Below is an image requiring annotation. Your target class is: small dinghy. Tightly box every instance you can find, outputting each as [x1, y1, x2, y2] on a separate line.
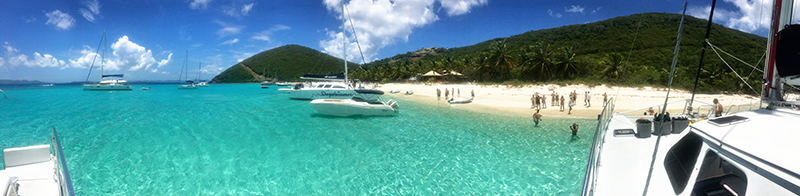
[389, 89, 401, 93]
[448, 97, 472, 104]
[404, 90, 414, 95]
[142, 87, 151, 90]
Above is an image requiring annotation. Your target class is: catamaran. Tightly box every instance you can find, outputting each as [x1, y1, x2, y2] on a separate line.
[309, 1, 399, 116]
[581, 1, 800, 196]
[83, 27, 132, 91]
[196, 62, 209, 87]
[177, 51, 197, 89]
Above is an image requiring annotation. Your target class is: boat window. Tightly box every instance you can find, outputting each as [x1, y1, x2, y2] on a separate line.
[323, 84, 332, 88]
[664, 132, 703, 194]
[332, 85, 345, 89]
[691, 150, 747, 196]
[316, 84, 324, 88]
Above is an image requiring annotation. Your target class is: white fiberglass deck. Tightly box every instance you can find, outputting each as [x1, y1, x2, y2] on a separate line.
[592, 114, 687, 195]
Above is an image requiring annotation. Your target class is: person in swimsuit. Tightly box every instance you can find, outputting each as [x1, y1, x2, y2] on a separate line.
[714, 98, 723, 117]
[570, 123, 579, 136]
[532, 110, 542, 126]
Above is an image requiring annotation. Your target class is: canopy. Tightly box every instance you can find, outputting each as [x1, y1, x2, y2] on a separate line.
[447, 70, 463, 76]
[300, 73, 345, 81]
[101, 74, 124, 78]
[421, 71, 442, 77]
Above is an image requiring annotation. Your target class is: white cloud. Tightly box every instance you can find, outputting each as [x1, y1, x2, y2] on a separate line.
[220, 38, 239, 46]
[45, 10, 75, 30]
[592, 7, 602, 14]
[67, 46, 101, 69]
[190, 0, 212, 10]
[439, 0, 488, 16]
[242, 3, 255, 15]
[79, 0, 101, 22]
[322, 0, 483, 63]
[0, 57, 4, 67]
[157, 53, 173, 68]
[548, 9, 562, 18]
[252, 25, 291, 42]
[214, 20, 244, 37]
[68, 36, 170, 72]
[3, 42, 65, 68]
[687, 0, 800, 34]
[565, 5, 584, 14]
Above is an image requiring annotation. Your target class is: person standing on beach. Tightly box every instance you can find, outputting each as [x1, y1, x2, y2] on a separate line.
[457, 88, 460, 97]
[541, 96, 547, 109]
[452, 88, 455, 97]
[560, 95, 565, 111]
[530, 94, 536, 109]
[437, 88, 441, 100]
[586, 91, 591, 107]
[603, 92, 608, 107]
[568, 96, 574, 115]
[532, 110, 542, 126]
[445, 88, 449, 99]
[714, 98, 723, 117]
[471, 89, 474, 97]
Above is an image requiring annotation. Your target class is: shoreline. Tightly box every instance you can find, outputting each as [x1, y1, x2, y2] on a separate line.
[377, 83, 761, 119]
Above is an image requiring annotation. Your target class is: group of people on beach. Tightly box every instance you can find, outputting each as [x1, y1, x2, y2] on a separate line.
[530, 90, 609, 115]
[436, 88, 474, 100]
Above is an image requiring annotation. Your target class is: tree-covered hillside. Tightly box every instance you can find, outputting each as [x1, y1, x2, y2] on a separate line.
[355, 13, 767, 94]
[211, 44, 357, 83]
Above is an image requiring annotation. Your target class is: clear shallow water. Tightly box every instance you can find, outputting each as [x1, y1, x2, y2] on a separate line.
[0, 84, 595, 195]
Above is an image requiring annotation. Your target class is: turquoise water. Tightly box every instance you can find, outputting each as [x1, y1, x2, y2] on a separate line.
[0, 84, 596, 195]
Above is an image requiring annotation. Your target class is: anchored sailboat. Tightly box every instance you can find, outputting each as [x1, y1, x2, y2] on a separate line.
[177, 51, 197, 89]
[83, 27, 132, 91]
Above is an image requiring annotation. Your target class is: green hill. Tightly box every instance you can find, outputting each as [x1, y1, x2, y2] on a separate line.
[213, 13, 768, 94]
[211, 44, 357, 83]
[356, 13, 767, 94]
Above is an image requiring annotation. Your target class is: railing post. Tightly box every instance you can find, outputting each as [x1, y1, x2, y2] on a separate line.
[52, 127, 75, 196]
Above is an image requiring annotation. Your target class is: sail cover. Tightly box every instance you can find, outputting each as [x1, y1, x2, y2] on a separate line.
[300, 73, 345, 81]
[776, 24, 800, 80]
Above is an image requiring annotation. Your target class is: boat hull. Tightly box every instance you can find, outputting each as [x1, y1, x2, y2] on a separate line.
[178, 85, 198, 89]
[311, 99, 397, 116]
[83, 84, 132, 91]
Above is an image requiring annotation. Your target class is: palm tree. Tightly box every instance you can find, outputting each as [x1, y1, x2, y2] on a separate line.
[601, 53, 626, 81]
[485, 39, 515, 81]
[555, 46, 579, 79]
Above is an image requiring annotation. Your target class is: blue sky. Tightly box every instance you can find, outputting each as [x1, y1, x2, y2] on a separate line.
[1, 0, 797, 83]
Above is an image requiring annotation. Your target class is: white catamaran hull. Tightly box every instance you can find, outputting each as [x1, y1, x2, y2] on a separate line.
[311, 99, 398, 116]
[83, 84, 132, 91]
[178, 84, 198, 89]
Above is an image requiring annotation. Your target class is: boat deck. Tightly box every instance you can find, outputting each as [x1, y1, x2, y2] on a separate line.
[2, 159, 59, 196]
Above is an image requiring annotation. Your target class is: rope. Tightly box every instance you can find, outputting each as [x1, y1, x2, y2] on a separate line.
[708, 40, 760, 95]
[706, 41, 763, 73]
[0, 137, 53, 149]
[345, 4, 367, 66]
[623, 0, 651, 67]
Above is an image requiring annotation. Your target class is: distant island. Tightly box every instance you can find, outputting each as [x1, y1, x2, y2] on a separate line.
[0, 79, 47, 85]
[213, 13, 767, 94]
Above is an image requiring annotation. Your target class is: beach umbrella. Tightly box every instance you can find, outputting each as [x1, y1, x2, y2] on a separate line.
[421, 70, 442, 76]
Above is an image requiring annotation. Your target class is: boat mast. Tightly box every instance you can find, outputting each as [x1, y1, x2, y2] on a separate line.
[101, 26, 106, 77]
[688, 0, 717, 110]
[342, 0, 348, 84]
[764, 0, 794, 100]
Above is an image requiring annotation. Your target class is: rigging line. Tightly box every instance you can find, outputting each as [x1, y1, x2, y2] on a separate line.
[705, 40, 764, 73]
[84, 32, 105, 83]
[709, 42, 760, 95]
[344, 4, 367, 67]
[623, 0, 651, 65]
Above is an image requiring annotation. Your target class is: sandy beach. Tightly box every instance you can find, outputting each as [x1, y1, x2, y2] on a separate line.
[378, 83, 761, 119]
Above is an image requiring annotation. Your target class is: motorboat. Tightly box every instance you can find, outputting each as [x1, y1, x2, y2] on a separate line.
[83, 27, 132, 91]
[389, 89, 400, 93]
[581, 2, 800, 196]
[1, 127, 75, 196]
[142, 87, 151, 90]
[261, 82, 270, 89]
[311, 89, 399, 117]
[197, 82, 209, 87]
[448, 97, 472, 104]
[405, 90, 414, 95]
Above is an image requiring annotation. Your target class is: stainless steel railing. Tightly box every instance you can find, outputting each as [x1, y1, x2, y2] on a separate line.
[51, 127, 75, 196]
[580, 97, 615, 196]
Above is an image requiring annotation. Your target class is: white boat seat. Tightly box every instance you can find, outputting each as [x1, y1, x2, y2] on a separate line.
[3, 145, 50, 168]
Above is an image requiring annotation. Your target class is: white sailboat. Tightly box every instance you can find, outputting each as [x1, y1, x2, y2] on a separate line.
[581, 1, 800, 196]
[1, 127, 75, 196]
[177, 51, 197, 89]
[83, 27, 132, 91]
[196, 62, 209, 87]
[310, 1, 399, 116]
